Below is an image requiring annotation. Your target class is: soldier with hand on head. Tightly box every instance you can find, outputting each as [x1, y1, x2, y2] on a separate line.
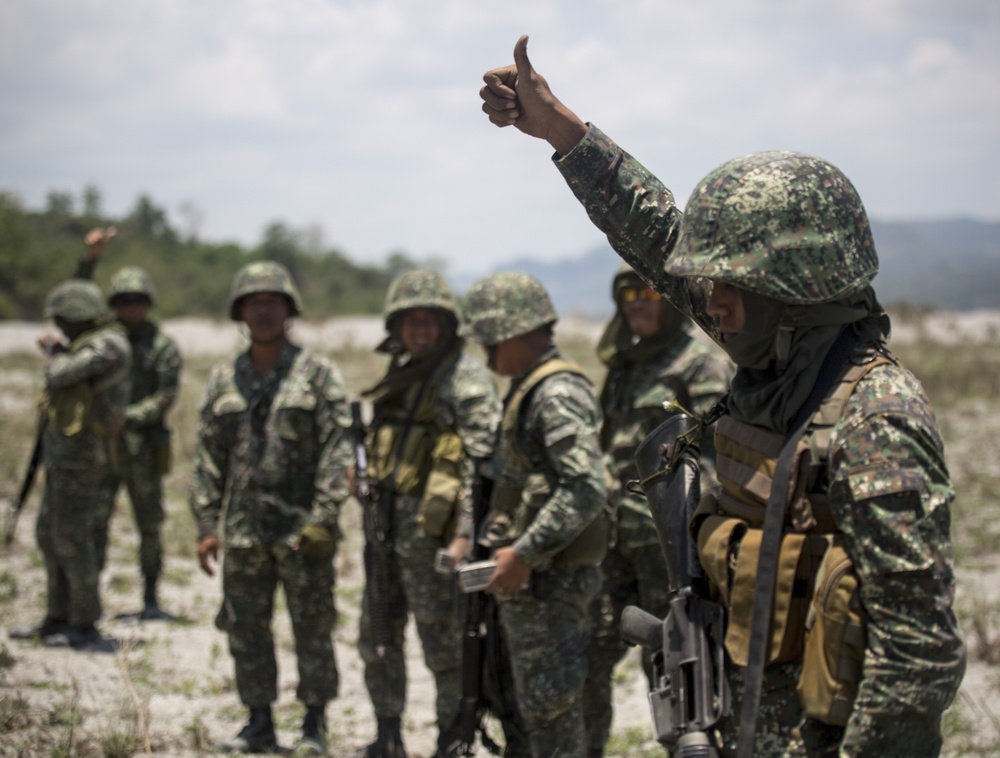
[9, 279, 131, 650]
[583, 263, 732, 757]
[189, 261, 352, 755]
[352, 270, 501, 758]
[479, 36, 965, 756]
[74, 227, 183, 620]
[461, 271, 609, 758]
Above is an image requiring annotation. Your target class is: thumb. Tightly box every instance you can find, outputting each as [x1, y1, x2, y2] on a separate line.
[513, 34, 532, 80]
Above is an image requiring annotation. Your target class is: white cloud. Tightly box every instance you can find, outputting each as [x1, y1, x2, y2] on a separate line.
[1, 0, 998, 274]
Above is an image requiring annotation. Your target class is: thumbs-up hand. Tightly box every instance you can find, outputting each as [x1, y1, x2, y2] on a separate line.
[480, 35, 588, 155]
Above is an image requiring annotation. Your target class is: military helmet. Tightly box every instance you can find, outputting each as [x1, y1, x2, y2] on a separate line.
[383, 270, 459, 328]
[107, 266, 157, 306]
[667, 151, 879, 304]
[44, 280, 107, 322]
[228, 261, 303, 320]
[461, 271, 557, 345]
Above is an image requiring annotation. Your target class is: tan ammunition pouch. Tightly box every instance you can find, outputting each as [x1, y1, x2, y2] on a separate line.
[45, 383, 94, 438]
[43, 324, 130, 439]
[797, 536, 867, 726]
[492, 359, 610, 568]
[370, 353, 465, 538]
[693, 350, 892, 724]
[418, 430, 464, 538]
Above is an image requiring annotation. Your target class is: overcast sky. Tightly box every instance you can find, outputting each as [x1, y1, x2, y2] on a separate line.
[1, 0, 998, 276]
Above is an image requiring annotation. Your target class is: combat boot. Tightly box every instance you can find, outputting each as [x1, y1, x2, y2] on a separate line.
[139, 574, 177, 621]
[293, 704, 327, 755]
[217, 706, 277, 753]
[351, 717, 407, 758]
[42, 624, 102, 649]
[9, 617, 68, 640]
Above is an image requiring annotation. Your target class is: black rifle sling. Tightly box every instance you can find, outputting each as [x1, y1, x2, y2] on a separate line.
[736, 328, 859, 758]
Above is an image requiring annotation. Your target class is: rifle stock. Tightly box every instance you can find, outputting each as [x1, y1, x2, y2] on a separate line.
[351, 401, 392, 656]
[4, 414, 45, 548]
[624, 413, 730, 755]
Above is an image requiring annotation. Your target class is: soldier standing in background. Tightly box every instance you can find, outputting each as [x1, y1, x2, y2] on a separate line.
[583, 263, 732, 756]
[479, 36, 965, 756]
[189, 261, 352, 755]
[75, 227, 183, 619]
[460, 271, 608, 758]
[353, 270, 500, 757]
[9, 279, 131, 649]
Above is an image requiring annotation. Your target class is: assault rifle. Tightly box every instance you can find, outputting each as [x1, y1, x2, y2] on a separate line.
[4, 413, 45, 548]
[351, 401, 393, 657]
[621, 411, 729, 756]
[438, 463, 526, 758]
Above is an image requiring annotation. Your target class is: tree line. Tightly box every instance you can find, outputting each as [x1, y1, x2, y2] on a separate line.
[0, 187, 427, 320]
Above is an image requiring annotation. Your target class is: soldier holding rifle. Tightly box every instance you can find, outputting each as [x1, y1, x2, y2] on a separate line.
[353, 270, 500, 758]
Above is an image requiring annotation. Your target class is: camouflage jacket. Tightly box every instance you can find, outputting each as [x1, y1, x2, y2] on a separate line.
[601, 331, 730, 515]
[42, 322, 131, 469]
[189, 342, 353, 547]
[555, 124, 965, 751]
[491, 348, 608, 569]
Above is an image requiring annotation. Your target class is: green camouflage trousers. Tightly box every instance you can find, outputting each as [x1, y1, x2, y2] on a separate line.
[499, 564, 601, 758]
[358, 494, 463, 730]
[94, 439, 165, 577]
[36, 465, 103, 627]
[216, 543, 339, 708]
[583, 508, 671, 753]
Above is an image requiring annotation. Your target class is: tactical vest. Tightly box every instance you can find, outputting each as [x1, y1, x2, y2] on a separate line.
[692, 346, 894, 726]
[490, 358, 610, 568]
[369, 350, 465, 537]
[43, 323, 130, 438]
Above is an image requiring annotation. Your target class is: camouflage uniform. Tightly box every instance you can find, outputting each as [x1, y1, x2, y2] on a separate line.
[357, 270, 501, 748]
[189, 262, 352, 714]
[76, 262, 182, 598]
[463, 272, 608, 758]
[553, 127, 965, 755]
[583, 265, 732, 755]
[37, 280, 131, 635]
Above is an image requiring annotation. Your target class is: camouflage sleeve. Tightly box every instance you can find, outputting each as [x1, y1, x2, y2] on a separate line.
[188, 365, 231, 540]
[554, 125, 721, 344]
[513, 373, 608, 568]
[44, 334, 128, 390]
[305, 359, 354, 532]
[74, 257, 97, 280]
[449, 354, 501, 539]
[829, 364, 965, 752]
[126, 335, 182, 427]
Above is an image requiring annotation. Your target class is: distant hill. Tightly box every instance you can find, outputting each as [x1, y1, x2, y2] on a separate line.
[454, 219, 1000, 318]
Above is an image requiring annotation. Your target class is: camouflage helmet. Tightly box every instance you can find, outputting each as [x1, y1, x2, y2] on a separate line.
[667, 151, 879, 304]
[228, 261, 303, 320]
[461, 271, 557, 345]
[44, 280, 107, 323]
[383, 270, 459, 328]
[107, 266, 157, 306]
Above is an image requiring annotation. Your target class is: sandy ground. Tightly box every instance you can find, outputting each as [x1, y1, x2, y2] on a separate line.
[1, 311, 998, 756]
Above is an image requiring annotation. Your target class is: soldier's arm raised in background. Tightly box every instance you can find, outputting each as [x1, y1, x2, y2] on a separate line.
[74, 226, 117, 280]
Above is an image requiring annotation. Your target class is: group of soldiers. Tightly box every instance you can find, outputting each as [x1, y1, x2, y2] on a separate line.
[6, 33, 968, 758]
